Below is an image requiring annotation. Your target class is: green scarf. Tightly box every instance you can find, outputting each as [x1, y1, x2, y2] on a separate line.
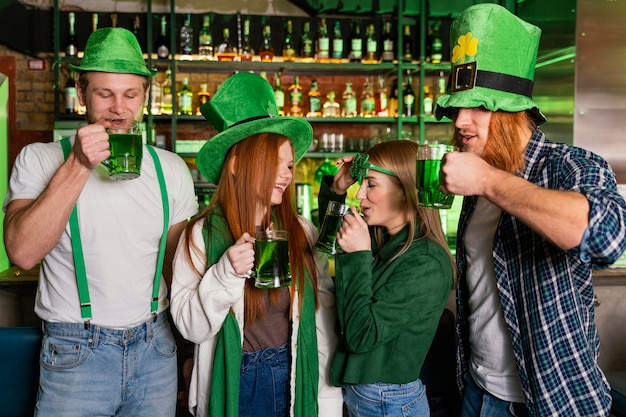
[203, 211, 319, 417]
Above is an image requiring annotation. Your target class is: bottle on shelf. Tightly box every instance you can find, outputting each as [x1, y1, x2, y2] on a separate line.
[300, 21, 315, 62]
[430, 20, 443, 63]
[341, 81, 357, 118]
[156, 16, 170, 59]
[110, 13, 118, 28]
[306, 79, 322, 118]
[273, 73, 285, 116]
[348, 20, 363, 63]
[436, 71, 447, 104]
[282, 19, 296, 62]
[322, 91, 341, 118]
[180, 14, 193, 60]
[423, 85, 434, 116]
[381, 20, 394, 63]
[387, 77, 399, 118]
[132, 15, 144, 52]
[91, 13, 98, 33]
[64, 70, 78, 114]
[160, 68, 173, 115]
[402, 24, 413, 62]
[149, 76, 162, 115]
[178, 77, 193, 115]
[360, 77, 376, 117]
[240, 17, 254, 61]
[402, 71, 416, 117]
[362, 24, 378, 64]
[375, 75, 389, 117]
[64, 12, 79, 57]
[198, 14, 214, 61]
[216, 28, 237, 61]
[259, 24, 275, 62]
[196, 82, 211, 115]
[288, 76, 303, 117]
[316, 18, 330, 64]
[331, 21, 344, 64]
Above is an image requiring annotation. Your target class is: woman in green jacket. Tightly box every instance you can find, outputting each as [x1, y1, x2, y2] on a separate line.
[319, 140, 454, 417]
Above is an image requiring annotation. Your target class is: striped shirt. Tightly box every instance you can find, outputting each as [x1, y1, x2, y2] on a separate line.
[455, 129, 626, 416]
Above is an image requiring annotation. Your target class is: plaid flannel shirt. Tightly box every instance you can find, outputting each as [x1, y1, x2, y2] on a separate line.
[455, 129, 626, 416]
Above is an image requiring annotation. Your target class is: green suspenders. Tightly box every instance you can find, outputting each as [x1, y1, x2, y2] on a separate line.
[60, 137, 170, 329]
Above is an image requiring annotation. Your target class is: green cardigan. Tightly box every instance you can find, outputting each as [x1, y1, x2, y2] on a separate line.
[319, 176, 453, 385]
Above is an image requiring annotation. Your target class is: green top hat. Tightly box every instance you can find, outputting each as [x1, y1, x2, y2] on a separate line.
[196, 72, 313, 184]
[69, 27, 156, 76]
[435, 4, 546, 125]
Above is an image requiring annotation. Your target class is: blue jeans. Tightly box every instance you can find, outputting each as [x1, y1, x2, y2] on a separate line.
[239, 344, 291, 417]
[342, 378, 429, 417]
[35, 312, 177, 417]
[460, 373, 529, 417]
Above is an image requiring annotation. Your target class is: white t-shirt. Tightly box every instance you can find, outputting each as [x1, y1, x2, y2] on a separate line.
[3, 137, 198, 328]
[465, 196, 524, 403]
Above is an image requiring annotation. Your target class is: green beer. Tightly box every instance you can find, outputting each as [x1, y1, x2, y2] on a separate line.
[315, 213, 343, 255]
[254, 232, 291, 289]
[416, 159, 454, 208]
[106, 132, 143, 180]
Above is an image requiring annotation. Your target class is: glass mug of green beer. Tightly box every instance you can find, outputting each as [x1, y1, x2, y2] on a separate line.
[315, 201, 351, 255]
[102, 123, 143, 180]
[253, 230, 292, 289]
[416, 144, 455, 209]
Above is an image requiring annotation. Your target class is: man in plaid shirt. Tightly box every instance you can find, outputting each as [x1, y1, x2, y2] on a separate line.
[435, 4, 626, 417]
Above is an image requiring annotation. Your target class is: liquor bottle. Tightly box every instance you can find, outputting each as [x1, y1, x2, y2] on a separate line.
[331, 21, 344, 64]
[64, 71, 78, 114]
[198, 14, 214, 61]
[149, 77, 162, 115]
[375, 75, 388, 117]
[348, 20, 363, 63]
[133, 16, 144, 52]
[322, 91, 341, 118]
[282, 20, 296, 62]
[381, 20, 394, 63]
[216, 28, 237, 61]
[387, 78, 398, 118]
[91, 13, 98, 33]
[196, 83, 211, 115]
[341, 81, 357, 118]
[273, 73, 285, 116]
[402, 72, 416, 117]
[64, 12, 78, 57]
[402, 24, 413, 62]
[430, 20, 443, 63]
[178, 77, 193, 115]
[316, 18, 330, 63]
[300, 21, 315, 62]
[288, 76, 303, 117]
[180, 14, 193, 60]
[436, 71, 447, 104]
[259, 24, 275, 62]
[239, 17, 254, 61]
[360, 77, 376, 117]
[156, 16, 170, 59]
[306, 79, 322, 118]
[160, 69, 173, 115]
[362, 24, 378, 64]
[423, 85, 434, 116]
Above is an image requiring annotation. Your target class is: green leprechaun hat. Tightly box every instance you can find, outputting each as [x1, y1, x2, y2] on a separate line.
[435, 4, 546, 125]
[69, 27, 156, 77]
[196, 72, 313, 184]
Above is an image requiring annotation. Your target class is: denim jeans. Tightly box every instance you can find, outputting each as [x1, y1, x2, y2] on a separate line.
[239, 344, 291, 417]
[342, 378, 429, 417]
[35, 312, 177, 417]
[460, 373, 529, 417]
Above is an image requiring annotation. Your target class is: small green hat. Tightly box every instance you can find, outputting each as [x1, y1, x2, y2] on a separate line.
[196, 72, 313, 184]
[69, 27, 156, 76]
[435, 4, 546, 125]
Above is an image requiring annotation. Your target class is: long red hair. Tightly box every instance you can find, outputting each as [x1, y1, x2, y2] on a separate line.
[184, 133, 318, 324]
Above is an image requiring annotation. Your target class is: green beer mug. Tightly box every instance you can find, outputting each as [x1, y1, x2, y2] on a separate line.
[416, 144, 455, 209]
[103, 122, 143, 180]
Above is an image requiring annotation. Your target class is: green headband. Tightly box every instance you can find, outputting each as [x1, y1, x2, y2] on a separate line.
[350, 153, 397, 184]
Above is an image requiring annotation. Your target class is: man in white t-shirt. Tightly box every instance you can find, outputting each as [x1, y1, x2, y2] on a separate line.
[3, 28, 197, 417]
